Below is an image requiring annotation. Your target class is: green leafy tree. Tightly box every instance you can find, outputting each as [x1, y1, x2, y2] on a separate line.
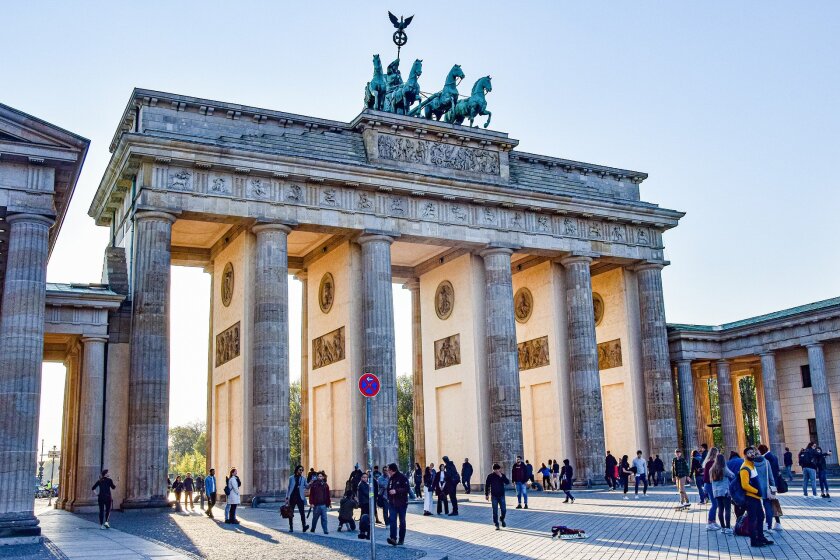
[290, 379, 301, 470]
[397, 374, 414, 472]
[739, 376, 761, 446]
[168, 421, 207, 475]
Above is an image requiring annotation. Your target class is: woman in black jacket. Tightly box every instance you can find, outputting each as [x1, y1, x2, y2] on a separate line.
[619, 455, 632, 499]
[413, 463, 423, 498]
[560, 459, 575, 503]
[422, 464, 434, 516]
[92, 469, 116, 529]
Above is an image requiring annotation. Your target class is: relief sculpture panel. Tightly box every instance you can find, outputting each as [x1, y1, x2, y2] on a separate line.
[434, 334, 460, 370]
[215, 322, 241, 367]
[597, 339, 622, 370]
[312, 326, 345, 370]
[518, 336, 549, 371]
[376, 134, 500, 175]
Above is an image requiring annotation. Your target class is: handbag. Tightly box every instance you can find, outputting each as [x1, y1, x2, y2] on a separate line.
[771, 498, 783, 517]
[776, 477, 788, 494]
[280, 504, 292, 519]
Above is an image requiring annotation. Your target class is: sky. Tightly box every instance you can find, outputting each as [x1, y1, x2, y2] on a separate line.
[2, 2, 837, 454]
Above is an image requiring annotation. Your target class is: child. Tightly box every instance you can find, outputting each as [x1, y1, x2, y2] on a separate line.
[337, 491, 358, 532]
[357, 513, 370, 540]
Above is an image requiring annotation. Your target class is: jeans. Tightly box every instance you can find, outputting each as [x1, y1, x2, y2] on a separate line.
[716, 495, 731, 528]
[818, 469, 829, 495]
[605, 474, 616, 489]
[635, 474, 648, 495]
[97, 497, 112, 525]
[463, 477, 471, 494]
[491, 495, 506, 526]
[389, 503, 407, 543]
[803, 467, 818, 496]
[697, 480, 707, 503]
[563, 490, 574, 501]
[763, 499, 777, 529]
[206, 492, 216, 516]
[224, 502, 229, 521]
[515, 482, 529, 505]
[311, 504, 328, 533]
[704, 483, 716, 522]
[783, 466, 793, 481]
[744, 498, 765, 544]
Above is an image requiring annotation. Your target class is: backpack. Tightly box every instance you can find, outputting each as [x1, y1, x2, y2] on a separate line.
[729, 469, 747, 507]
[734, 513, 751, 537]
[224, 477, 231, 496]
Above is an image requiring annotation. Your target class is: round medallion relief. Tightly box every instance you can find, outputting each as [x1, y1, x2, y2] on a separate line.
[514, 287, 533, 323]
[221, 262, 234, 307]
[434, 281, 454, 320]
[593, 292, 605, 326]
[319, 272, 335, 314]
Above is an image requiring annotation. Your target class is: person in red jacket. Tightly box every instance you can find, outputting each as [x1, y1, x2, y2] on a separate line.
[308, 471, 332, 534]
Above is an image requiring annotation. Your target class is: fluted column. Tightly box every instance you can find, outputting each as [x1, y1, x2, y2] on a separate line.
[123, 210, 175, 508]
[404, 279, 426, 468]
[70, 336, 108, 510]
[635, 263, 679, 463]
[807, 343, 838, 465]
[0, 213, 54, 538]
[676, 360, 698, 453]
[296, 271, 309, 469]
[358, 234, 398, 467]
[716, 359, 739, 453]
[251, 223, 292, 496]
[560, 255, 605, 484]
[480, 248, 523, 470]
[694, 371, 713, 447]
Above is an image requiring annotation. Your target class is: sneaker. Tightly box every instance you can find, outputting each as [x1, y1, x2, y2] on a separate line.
[775, 522, 783, 531]
[501, 519, 506, 527]
[495, 525, 500, 531]
[635, 495, 639, 500]
[104, 522, 110, 529]
[706, 524, 719, 531]
[100, 524, 106, 530]
[623, 496, 629, 500]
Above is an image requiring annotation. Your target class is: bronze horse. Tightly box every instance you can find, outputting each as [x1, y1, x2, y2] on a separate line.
[364, 54, 387, 111]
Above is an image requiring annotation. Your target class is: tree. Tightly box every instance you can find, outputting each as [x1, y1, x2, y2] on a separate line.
[739, 376, 761, 446]
[168, 420, 207, 475]
[290, 379, 301, 470]
[397, 374, 414, 472]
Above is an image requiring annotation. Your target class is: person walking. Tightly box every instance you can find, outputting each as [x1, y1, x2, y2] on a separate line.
[378, 468, 391, 525]
[413, 463, 423, 499]
[525, 460, 535, 486]
[710, 454, 734, 534]
[485, 463, 509, 530]
[691, 449, 707, 504]
[422, 465, 434, 516]
[755, 444, 780, 533]
[386, 463, 410, 546]
[434, 463, 449, 515]
[672, 449, 690, 508]
[653, 455, 665, 486]
[740, 447, 772, 547]
[551, 459, 561, 491]
[225, 468, 241, 524]
[196, 473, 205, 510]
[204, 468, 217, 518]
[703, 447, 720, 531]
[443, 456, 460, 515]
[815, 446, 832, 498]
[308, 471, 331, 534]
[782, 447, 794, 482]
[172, 476, 184, 512]
[632, 450, 648, 499]
[801, 443, 818, 497]
[92, 469, 116, 529]
[285, 465, 309, 532]
[560, 459, 575, 503]
[512, 456, 529, 509]
[605, 451, 618, 490]
[619, 455, 632, 500]
[461, 458, 474, 494]
[183, 472, 195, 511]
[539, 463, 552, 492]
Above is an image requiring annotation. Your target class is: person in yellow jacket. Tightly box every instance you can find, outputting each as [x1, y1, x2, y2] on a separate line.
[740, 447, 773, 548]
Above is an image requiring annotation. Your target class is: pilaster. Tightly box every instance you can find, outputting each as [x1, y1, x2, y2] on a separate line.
[716, 359, 738, 453]
[403, 279, 426, 468]
[676, 360, 698, 453]
[759, 351, 786, 459]
[296, 271, 309, 469]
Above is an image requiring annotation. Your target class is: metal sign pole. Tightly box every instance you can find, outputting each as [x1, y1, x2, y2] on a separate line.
[367, 396, 376, 560]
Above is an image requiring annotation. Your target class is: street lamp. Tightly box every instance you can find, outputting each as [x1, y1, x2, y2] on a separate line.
[47, 446, 58, 506]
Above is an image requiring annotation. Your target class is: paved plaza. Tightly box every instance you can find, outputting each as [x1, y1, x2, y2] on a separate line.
[4, 482, 838, 560]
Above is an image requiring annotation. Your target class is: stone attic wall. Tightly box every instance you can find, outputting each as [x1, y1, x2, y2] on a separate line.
[420, 253, 490, 479]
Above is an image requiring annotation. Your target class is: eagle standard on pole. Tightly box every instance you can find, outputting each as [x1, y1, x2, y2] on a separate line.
[388, 11, 413, 60]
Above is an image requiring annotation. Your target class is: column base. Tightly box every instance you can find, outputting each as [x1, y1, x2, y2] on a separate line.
[121, 497, 172, 510]
[0, 513, 41, 540]
[64, 500, 99, 514]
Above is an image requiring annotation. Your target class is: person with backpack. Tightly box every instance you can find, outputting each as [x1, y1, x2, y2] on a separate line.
[653, 455, 665, 486]
[737, 447, 773, 547]
[225, 468, 241, 524]
[485, 463, 510, 530]
[560, 459, 575, 503]
[442, 456, 460, 515]
[815, 446, 832, 498]
[92, 469, 116, 529]
[511, 456, 529, 509]
[758, 444, 784, 531]
[284, 465, 309, 532]
[801, 443, 819, 497]
[710, 454, 734, 534]
[672, 449, 690, 508]
[308, 471, 331, 534]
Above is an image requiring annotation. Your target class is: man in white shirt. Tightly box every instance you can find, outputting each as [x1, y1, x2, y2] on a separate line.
[632, 450, 648, 499]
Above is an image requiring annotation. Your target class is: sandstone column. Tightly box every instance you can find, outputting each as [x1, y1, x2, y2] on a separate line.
[296, 271, 309, 469]
[676, 360, 698, 453]
[716, 359, 739, 453]
[0, 213, 54, 538]
[635, 263, 679, 463]
[70, 336, 108, 510]
[358, 233, 398, 467]
[124, 210, 175, 509]
[404, 279, 426, 468]
[480, 248, 524, 470]
[807, 343, 838, 465]
[694, 371, 713, 447]
[560, 255, 605, 484]
[251, 223, 292, 497]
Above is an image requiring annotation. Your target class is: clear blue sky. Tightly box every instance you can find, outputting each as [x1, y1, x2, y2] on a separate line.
[2, 2, 837, 450]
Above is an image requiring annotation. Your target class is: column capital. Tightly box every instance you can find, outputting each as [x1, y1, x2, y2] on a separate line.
[294, 269, 308, 282]
[632, 260, 670, 272]
[5, 212, 55, 227]
[805, 342, 824, 350]
[80, 335, 109, 344]
[677, 359, 693, 367]
[759, 350, 775, 357]
[559, 254, 595, 267]
[716, 358, 731, 366]
[357, 232, 397, 245]
[133, 210, 177, 224]
[478, 246, 515, 259]
[402, 278, 420, 292]
[252, 222, 293, 235]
